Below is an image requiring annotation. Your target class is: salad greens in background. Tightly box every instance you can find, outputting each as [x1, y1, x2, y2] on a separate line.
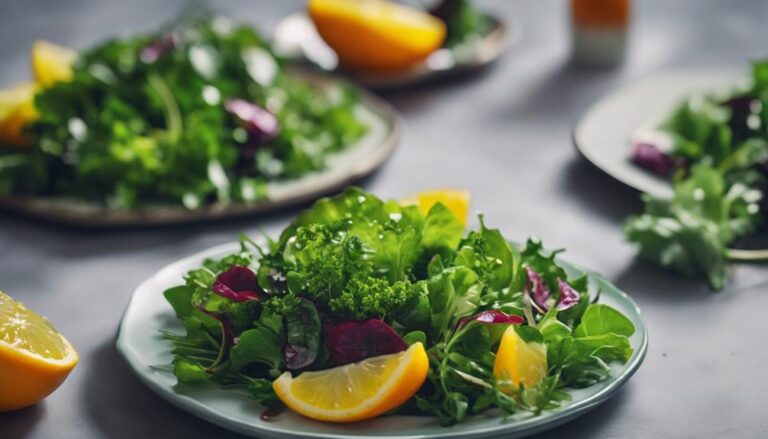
[0, 13, 366, 209]
[429, 0, 493, 49]
[626, 59, 768, 290]
[163, 188, 635, 425]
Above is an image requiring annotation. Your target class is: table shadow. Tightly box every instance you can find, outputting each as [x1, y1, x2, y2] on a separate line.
[558, 158, 643, 225]
[529, 383, 634, 439]
[80, 338, 247, 439]
[0, 404, 45, 438]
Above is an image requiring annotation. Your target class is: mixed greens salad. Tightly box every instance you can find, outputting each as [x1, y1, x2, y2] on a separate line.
[163, 188, 635, 425]
[429, 0, 494, 49]
[0, 14, 366, 209]
[626, 60, 768, 289]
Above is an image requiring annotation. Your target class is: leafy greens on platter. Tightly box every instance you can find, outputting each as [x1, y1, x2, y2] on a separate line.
[162, 188, 636, 425]
[0, 14, 366, 209]
[627, 60, 768, 289]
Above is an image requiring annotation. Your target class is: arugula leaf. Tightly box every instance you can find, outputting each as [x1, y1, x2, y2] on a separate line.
[283, 298, 322, 370]
[427, 266, 482, 339]
[230, 311, 284, 374]
[625, 164, 763, 289]
[573, 304, 635, 338]
[421, 202, 464, 260]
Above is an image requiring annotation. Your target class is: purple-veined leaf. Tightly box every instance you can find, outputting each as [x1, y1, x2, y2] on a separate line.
[212, 265, 265, 302]
[456, 310, 524, 330]
[224, 98, 280, 142]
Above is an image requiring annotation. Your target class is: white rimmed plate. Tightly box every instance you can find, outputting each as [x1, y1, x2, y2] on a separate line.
[117, 241, 648, 439]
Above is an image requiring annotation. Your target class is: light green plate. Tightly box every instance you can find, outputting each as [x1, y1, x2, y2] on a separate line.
[117, 241, 648, 439]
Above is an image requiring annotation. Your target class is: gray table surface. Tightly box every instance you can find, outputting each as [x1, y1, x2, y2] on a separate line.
[2, 0, 768, 438]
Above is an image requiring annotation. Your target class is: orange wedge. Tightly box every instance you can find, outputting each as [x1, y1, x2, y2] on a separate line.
[273, 342, 429, 422]
[308, 0, 446, 71]
[401, 189, 471, 226]
[493, 326, 547, 391]
[0, 291, 79, 412]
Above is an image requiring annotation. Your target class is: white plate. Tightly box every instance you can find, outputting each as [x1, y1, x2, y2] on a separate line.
[574, 68, 746, 198]
[0, 71, 400, 227]
[273, 13, 512, 89]
[117, 241, 648, 439]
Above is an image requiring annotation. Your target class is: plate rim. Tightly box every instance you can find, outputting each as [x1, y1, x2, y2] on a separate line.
[573, 67, 743, 198]
[116, 241, 649, 439]
[0, 70, 401, 228]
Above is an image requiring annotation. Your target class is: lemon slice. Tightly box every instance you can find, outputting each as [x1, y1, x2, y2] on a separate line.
[32, 40, 77, 87]
[273, 342, 429, 422]
[0, 291, 79, 412]
[401, 189, 471, 226]
[308, 0, 446, 71]
[0, 83, 39, 148]
[493, 326, 547, 390]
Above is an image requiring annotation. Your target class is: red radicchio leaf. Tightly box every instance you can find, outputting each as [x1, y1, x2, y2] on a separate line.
[140, 33, 178, 64]
[324, 319, 407, 367]
[631, 142, 677, 177]
[525, 266, 552, 312]
[456, 310, 524, 330]
[556, 278, 581, 311]
[224, 99, 280, 142]
[211, 265, 265, 302]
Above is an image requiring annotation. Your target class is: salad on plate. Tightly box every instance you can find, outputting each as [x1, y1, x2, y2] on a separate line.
[161, 188, 637, 425]
[626, 60, 768, 289]
[0, 13, 370, 213]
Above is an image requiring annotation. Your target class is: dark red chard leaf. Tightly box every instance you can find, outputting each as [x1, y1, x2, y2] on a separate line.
[556, 278, 580, 311]
[140, 33, 178, 64]
[456, 310, 524, 330]
[212, 265, 265, 302]
[324, 319, 407, 367]
[525, 266, 552, 312]
[631, 142, 676, 177]
[224, 99, 280, 142]
[194, 306, 236, 371]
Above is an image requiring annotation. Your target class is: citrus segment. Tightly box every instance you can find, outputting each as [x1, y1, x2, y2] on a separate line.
[273, 342, 428, 422]
[401, 189, 470, 226]
[32, 40, 77, 87]
[493, 325, 547, 390]
[0, 291, 79, 412]
[0, 83, 39, 148]
[308, 0, 446, 71]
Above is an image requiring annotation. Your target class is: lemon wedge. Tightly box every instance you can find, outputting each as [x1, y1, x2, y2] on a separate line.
[32, 40, 77, 87]
[273, 342, 429, 422]
[0, 291, 79, 412]
[401, 189, 471, 226]
[308, 0, 446, 71]
[0, 83, 39, 148]
[493, 325, 547, 391]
